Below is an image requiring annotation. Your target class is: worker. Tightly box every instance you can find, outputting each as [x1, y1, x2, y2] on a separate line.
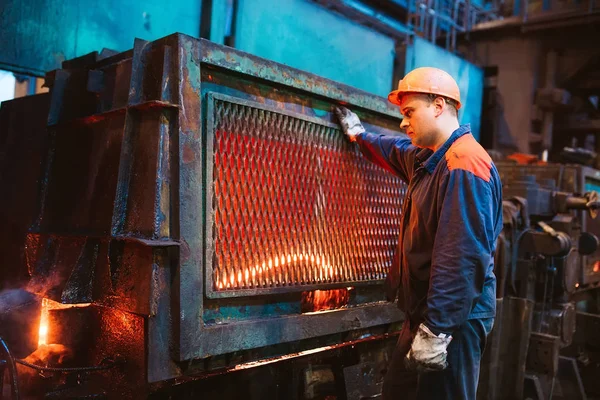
[334, 67, 502, 399]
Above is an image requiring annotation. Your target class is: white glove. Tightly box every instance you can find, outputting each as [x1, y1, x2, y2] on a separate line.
[405, 323, 453, 373]
[333, 106, 365, 142]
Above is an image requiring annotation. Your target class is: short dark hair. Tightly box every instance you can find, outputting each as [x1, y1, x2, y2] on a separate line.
[425, 93, 458, 117]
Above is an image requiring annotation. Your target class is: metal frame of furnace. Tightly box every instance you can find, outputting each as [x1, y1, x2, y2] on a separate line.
[0, 33, 406, 385]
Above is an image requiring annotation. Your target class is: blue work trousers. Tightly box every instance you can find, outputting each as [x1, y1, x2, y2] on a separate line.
[382, 317, 494, 400]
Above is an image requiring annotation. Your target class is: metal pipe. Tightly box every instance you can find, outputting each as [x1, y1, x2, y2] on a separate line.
[465, 0, 472, 31]
[419, 1, 426, 32]
[0, 338, 20, 400]
[431, 0, 438, 42]
[542, 50, 557, 153]
[0, 360, 6, 397]
[14, 358, 120, 373]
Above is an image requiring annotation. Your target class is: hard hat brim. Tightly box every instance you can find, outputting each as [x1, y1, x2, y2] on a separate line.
[387, 90, 462, 109]
[387, 90, 402, 106]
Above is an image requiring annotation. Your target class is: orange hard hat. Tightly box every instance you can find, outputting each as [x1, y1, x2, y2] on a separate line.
[388, 67, 462, 110]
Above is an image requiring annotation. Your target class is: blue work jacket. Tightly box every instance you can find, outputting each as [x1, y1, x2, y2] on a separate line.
[355, 124, 502, 335]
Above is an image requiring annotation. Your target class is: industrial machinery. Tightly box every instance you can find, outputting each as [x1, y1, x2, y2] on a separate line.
[3, 32, 600, 400]
[478, 161, 600, 400]
[0, 33, 407, 399]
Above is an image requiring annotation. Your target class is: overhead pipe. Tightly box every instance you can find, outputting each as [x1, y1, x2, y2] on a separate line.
[541, 49, 558, 157]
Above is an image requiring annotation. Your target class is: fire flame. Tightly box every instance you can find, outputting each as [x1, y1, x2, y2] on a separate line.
[38, 298, 91, 347]
[215, 252, 363, 290]
[301, 288, 351, 313]
[38, 298, 49, 346]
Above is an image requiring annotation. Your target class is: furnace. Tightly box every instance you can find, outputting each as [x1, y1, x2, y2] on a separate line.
[0, 33, 406, 397]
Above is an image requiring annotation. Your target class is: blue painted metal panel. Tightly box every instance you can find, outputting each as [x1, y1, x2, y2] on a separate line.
[405, 36, 484, 141]
[0, 0, 201, 76]
[341, 0, 413, 34]
[234, 0, 396, 97]
[207, 0, 233, 45]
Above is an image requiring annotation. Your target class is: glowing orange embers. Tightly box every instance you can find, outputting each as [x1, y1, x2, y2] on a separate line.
[215, 253, 350, 290]
[301, 288, 351, 313]
[38, 298, 90, 346]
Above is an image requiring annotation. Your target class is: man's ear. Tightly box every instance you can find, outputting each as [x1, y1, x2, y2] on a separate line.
[433, 97, 445, 117]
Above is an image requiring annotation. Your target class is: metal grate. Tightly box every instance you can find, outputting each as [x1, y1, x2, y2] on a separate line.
[206, 93, 406, 296]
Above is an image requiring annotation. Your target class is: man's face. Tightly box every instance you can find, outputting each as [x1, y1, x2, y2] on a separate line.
[398, 94, 438, 149]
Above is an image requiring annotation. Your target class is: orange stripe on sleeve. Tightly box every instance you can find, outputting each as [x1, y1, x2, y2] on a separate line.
[445, 134, 492, 182]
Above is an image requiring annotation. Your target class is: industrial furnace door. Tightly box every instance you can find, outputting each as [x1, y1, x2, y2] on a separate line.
[177, 88, 405, 361]
[204, 92, 404, 298]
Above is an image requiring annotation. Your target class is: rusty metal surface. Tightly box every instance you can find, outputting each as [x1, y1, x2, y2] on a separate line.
[199, 37, 402, 119]
[0, 290, 41, 359]
[205, 92, 404, 296]
[23, 305, 147, 399]
[188, 302, 401, 359]
[477, 299, 503, 400]
[47, 307, 94, 366]
[575, 311, 600, 348]
[148, 331, 398, 399]
[37, 114, 126, 235]
[495, 297, 534, 400]
[23, 234, 158, 317]
[174, 34, 205, 363]
[0, 94, 52, 286]
[556, 357, 587, 400]
[91, 306, 146, 398]
[175, 34, 405, 361]
[526, 332, 560, 377]
[496, 161, 600, 288]
[496, 162, 579, 193]
[575, 311, 600, 397]
[343, 360, 386, 400]
[532, 303, 576, 347]
[0, 33, 406, 387]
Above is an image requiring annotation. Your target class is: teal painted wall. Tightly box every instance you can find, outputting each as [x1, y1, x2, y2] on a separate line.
[234, 0, 396, 97]
[0, 0, 486, 144]
[405, 36, 484, 141]
[0, 0, 201, 75]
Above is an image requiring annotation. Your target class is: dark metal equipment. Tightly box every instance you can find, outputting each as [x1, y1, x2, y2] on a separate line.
[0, 34, 406, 398]
[497, 162, 600, 288]
[478, 162, 600, 400]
